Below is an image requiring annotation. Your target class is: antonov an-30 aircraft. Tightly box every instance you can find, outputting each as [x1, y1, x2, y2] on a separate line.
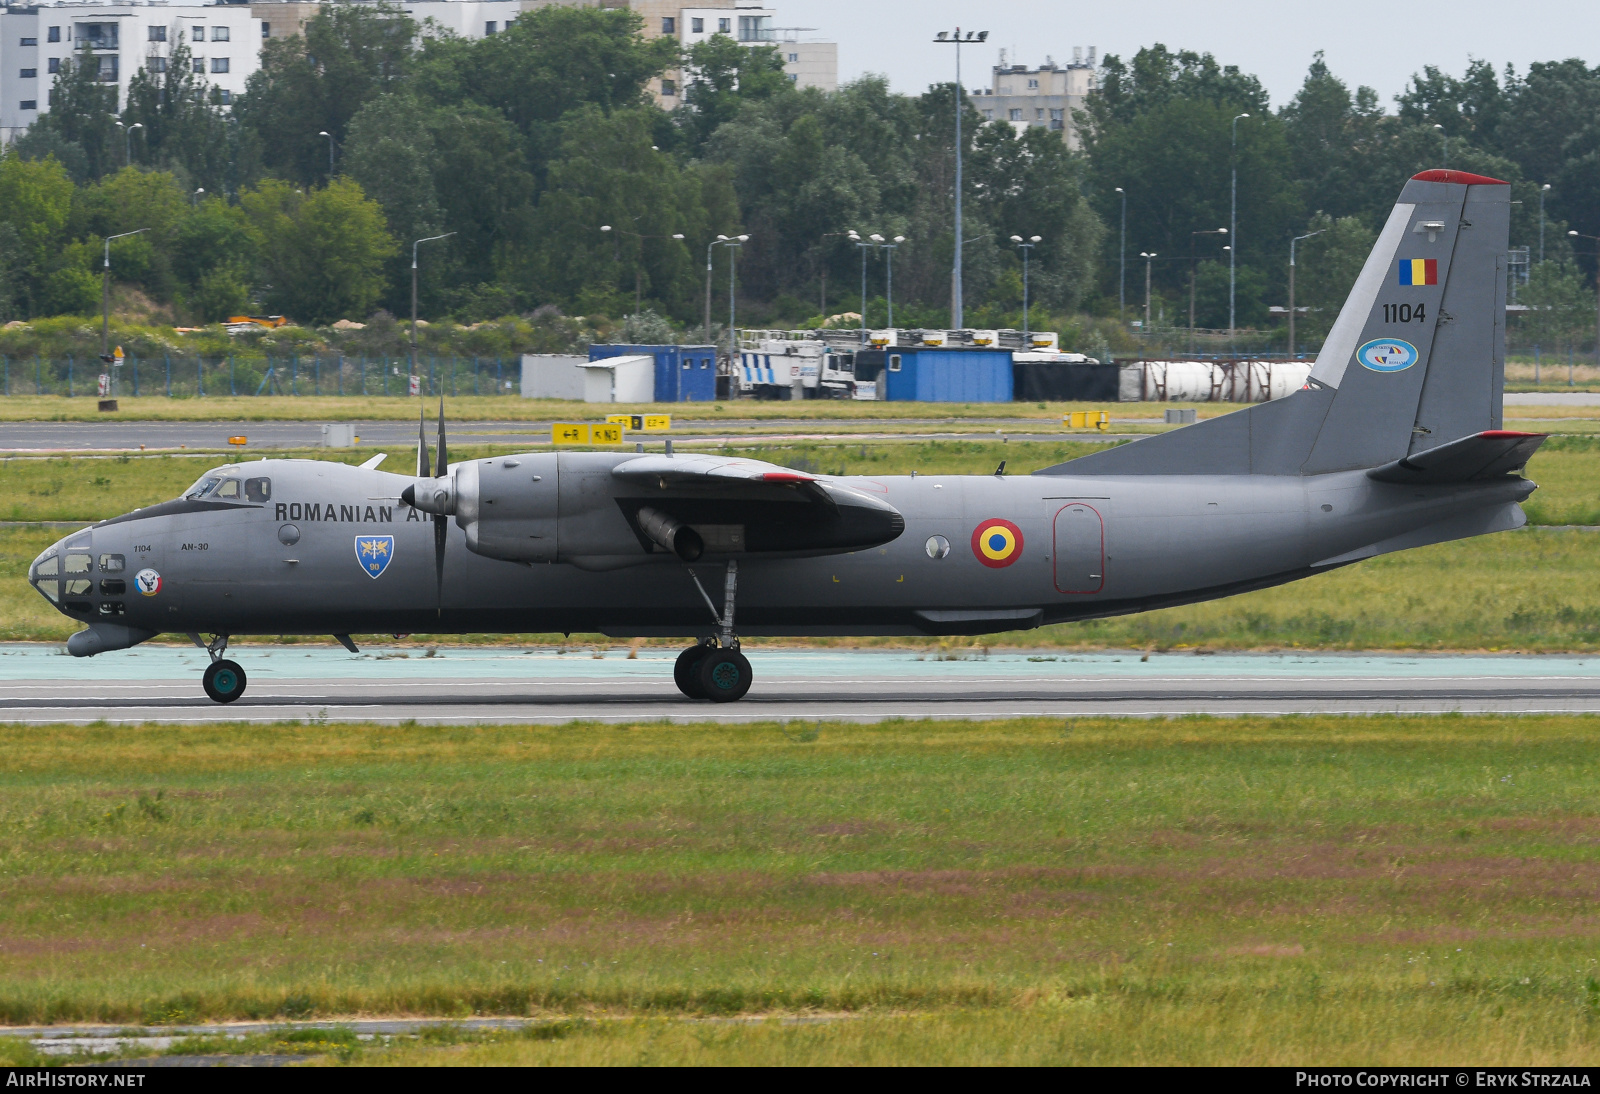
[29, 170, 1544, 704]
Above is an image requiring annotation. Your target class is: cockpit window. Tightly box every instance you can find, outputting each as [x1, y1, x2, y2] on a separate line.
[35, 555, 58, 578]
[30, 553, 59, 603]
[64, 553, 92, 574]
[186, 476, 223, 499]
[99, 554, 124, 573]
[245, 477, 271, 502]
[215, 478, 240, 499]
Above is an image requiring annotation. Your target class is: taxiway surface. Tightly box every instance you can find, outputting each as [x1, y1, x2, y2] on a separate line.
[1, 645, 1597, 723]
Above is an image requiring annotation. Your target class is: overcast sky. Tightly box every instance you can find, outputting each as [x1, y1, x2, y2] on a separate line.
[778, 0, 1595, 109]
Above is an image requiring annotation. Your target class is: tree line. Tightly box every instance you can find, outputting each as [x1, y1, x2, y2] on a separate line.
[0, 4, 1596, 352]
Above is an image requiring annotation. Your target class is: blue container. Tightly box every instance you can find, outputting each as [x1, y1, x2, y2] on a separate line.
[589, 344, 717, 402]
[878, 348, 1014, 402]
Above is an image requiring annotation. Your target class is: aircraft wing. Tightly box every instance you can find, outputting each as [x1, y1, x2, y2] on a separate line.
[612, 454, 835, 505]
[1367, 430, 1547, 485]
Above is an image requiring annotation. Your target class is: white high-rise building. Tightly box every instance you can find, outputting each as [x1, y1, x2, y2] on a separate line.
[1, 1, 258, 145]
[969, 48, 1098, 150]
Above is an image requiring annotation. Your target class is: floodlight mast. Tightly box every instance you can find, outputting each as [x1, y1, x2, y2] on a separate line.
[934, 27, 987, 330]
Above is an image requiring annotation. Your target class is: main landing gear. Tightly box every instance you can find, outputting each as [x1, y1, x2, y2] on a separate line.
[674, 561, 754, 703]
[197, 633, 247, 704]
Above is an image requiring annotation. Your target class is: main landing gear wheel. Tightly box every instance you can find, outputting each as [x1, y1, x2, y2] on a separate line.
[697, 647, 752, 703]
[674, 643, 714, 699]
[202, 658, 247, 704]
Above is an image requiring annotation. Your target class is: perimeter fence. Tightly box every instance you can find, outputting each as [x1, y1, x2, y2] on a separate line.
[0, 355, 522, 398]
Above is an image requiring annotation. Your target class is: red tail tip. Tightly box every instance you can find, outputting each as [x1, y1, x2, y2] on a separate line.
[1410, 169, 1510, 185]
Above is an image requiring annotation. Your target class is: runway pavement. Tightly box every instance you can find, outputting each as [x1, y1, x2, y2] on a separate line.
[1, 644, 1598, 723]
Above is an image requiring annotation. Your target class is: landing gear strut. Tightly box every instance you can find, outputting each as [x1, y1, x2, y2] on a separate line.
[197, 633, 247, 704]
[675, 561, 754, 702]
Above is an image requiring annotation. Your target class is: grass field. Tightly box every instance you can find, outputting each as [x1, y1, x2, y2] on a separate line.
[0, 395, 1185, 423]
[2, 715, 1599, 1065]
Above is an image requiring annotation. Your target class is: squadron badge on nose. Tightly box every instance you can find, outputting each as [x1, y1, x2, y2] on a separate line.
[355, 534, 395, 578]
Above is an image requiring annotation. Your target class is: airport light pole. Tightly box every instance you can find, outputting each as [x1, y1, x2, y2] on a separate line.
[880, 234, 905, 329]
[726, 236, 744, 362]
[192, 187, 203, 207]
[1433, 124, 1447, 169]
[706, 234, 747, 350]
[1230, 113, 1249, 335]
[848, 230, 872, 346]
[1540, 184, 1551, 264]
[1140, 252, 1156, 338]
[101, 228, 148, 372]
[1010, 234, 1040, 344]
[1568, 230, 1600, 383]
[318, 130, 335, 179]
[1288, 227, 1327, 361]
[1189, 228, 1227, 355]
[411, 232, 455, 389]
[1114, 187, 1126, 320]
[933, 26, 988, 331]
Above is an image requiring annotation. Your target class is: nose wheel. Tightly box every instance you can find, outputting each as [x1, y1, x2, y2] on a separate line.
[197, 633, 247, 704]
[676, 561, 754, 702]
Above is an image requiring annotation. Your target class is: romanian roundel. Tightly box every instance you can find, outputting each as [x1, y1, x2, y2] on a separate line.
[971, 518, 1024, 568]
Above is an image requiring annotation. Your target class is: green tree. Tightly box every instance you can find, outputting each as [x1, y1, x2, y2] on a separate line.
[1521, 260, 1595, 355]
[30, 46, 119, 181]
[235, 4, 418, 186]
[1292, 214, 1376, 341]
[123, 42, 233, 194]
[677, 34, 791, 151]
[0, 151, 76, 315]
[240, 178, 398, 323]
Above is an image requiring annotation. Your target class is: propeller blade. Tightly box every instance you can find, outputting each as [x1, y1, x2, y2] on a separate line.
[433, 514, 447, 613]
[436, 397, 448, 475]
[416, 405, 430, 479]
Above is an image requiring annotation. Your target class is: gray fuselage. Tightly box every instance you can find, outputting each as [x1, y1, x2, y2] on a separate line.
[34, 453, 1532, 641]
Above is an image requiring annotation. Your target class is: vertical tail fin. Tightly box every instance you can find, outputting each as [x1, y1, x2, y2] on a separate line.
[1300, 169, 1509, 472]
[1041, 169, 1510, 478]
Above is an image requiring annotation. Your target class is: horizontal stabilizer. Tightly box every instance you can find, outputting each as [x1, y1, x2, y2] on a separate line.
[1366, 430, 1545, 485]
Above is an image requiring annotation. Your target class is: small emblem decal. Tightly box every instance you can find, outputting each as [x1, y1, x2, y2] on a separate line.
[1356, 338, 1420, 373]
[971, 519, 1024, 568]
[355, 534, 395, 579]
[1399, 258, 1438, 286]
[133, 568, 162, 596]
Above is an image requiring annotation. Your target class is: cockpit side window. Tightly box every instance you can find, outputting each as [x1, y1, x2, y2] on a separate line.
[186, 476, 223, 499]
[64, 553, 92, 574]
[245, 477, 271, 502]
[215, 478, 240, 499]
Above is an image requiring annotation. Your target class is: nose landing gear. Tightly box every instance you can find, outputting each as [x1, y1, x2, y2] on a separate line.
[196, 633, 247, 704]
[675, 561, 754, 703]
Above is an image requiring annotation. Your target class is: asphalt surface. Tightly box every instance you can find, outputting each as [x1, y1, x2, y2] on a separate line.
[0, 418, 1129, 452]
[1504, 392, 1600, 406]
[2, 645, 1598, 722]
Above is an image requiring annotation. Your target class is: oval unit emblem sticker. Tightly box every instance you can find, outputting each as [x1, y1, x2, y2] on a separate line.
[971, 519, 1024, 568]
[133, 568, 162, 596]
[1356, 338, 1419, 373]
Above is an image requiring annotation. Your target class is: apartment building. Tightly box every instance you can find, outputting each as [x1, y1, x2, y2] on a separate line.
[969, 47, 1097, 150]
[531, 0, 835, 102]
[0, 1, 258, 144]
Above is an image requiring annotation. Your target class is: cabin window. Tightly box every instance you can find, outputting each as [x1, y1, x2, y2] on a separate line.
[99, 553, 124, 573]
[100, 578, 125, 595]
[245, 477, 271, 502]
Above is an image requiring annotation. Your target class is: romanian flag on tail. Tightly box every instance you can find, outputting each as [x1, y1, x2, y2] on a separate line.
[1399, 258, 1438, 286]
